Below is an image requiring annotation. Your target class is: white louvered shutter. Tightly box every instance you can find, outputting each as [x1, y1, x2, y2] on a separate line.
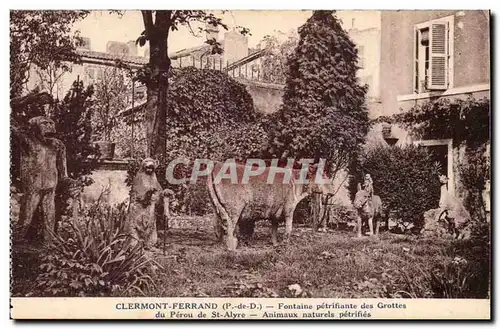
[428, 21, 449, 90]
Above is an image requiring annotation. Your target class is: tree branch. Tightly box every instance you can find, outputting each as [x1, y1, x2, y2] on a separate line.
[142, 10, 154, 33]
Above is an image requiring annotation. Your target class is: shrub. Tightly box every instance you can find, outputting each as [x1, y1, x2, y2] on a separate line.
[382, 96, 491, 222]
[398, 222, 490, 298]
[34, 201, 158, 297]
[52, 80, 100, 185]
[457, 146, 490, 222]
[268, 10, 369, 182]
[349, 144, 441, 231]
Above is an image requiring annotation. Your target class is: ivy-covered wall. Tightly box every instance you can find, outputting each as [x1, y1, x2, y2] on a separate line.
[376, 96, 490, 221]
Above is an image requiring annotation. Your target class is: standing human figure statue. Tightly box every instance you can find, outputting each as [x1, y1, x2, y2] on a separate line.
[363, 173, 374, 198]
[12, 113, 73, 243]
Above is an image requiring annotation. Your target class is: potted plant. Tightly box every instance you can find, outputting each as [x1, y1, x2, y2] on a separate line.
[93, 66, 128, 160]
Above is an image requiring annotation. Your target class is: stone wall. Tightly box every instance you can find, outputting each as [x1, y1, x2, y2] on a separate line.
[236, 78, 284, 114]
[81, 160, 130, 206]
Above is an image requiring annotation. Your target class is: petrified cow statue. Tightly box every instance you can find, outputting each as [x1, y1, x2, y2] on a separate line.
[353, 183, 383, 237]
[205, 160, 332, 251]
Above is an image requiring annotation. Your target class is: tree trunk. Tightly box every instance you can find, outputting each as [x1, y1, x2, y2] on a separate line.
[144, 10, 172, 159]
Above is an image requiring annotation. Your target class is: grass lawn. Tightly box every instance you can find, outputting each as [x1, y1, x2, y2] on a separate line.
[121, 216, 489, 299]
[11, 216, 489, 299]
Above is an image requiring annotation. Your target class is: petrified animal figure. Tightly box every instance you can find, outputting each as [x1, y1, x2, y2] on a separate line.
[12, 115, 73, 242]
[435, 175, 471, 239]
[353, 183, 383, 237]
[126, 158, 163, 249]
[206, 161, 332, 251]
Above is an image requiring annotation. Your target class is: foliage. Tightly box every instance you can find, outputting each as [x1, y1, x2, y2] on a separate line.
[259, 31, 299, 84]
[182, 184, 212, 216]
[13, 216, 489, 299]
[399, 221, 490, 298]
[211, 120, 271, 163]
[52, 80, 100, 185]
[132, 10, 249, 157]
[34, 62, 71, 97]
[111, 119, 148, 159]
[163, 67, 259, 159]
[349, 145, 441, 231]
[222, 282, 279, 298]
[93, 66, 129, 141]
[10, 10, 89, 98]
[381, 96, 491, 222]
[10, 81, 99, 192]
[457, 147, 490, 222]
[34, 201, 157, 297]
[382, 97, 490, 148]
[267, 10, 369, 182]
[126, 67, 261, 214]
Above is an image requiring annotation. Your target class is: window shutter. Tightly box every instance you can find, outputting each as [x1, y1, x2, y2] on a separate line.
[414, 29, 419, 93]
[428, 21, 449, 90]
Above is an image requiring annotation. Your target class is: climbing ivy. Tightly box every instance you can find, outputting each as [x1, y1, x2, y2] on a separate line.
[126, 67, 264, 214]
[382, 96, 490, 148]
[380, 96, 491, 222]
[267, 10, 370, 181]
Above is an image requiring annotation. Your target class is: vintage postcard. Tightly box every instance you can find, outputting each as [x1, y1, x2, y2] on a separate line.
[9, 9, 491, 320]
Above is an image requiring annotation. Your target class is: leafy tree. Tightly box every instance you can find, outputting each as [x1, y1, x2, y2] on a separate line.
[259, 31, 298, 84]
[33, 62, 70, 97]
[267, 10, 369, 183]
[126, 67, 261, 214]
[349, 145, 441, 232]
[93, 66, 129, 142]
[52, 80, 99, 185]
[10, 10, 89, 98]
[380, 96, 491, 222]
[133, 10, 249, 159]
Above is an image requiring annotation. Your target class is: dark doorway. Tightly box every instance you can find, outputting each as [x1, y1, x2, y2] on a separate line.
[425, 144, 448, 177]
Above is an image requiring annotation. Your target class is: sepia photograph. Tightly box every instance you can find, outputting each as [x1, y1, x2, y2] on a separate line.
[9, 9, 491, 320]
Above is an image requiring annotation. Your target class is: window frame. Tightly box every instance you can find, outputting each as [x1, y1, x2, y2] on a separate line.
[357, 45, 365, 69]
[413, 15, 454, 93]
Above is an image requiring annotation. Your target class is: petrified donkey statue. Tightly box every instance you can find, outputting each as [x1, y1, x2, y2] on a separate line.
[12, 113, 74, 242]
[435, 175, 471, 239]
[353, 183, 383, 237]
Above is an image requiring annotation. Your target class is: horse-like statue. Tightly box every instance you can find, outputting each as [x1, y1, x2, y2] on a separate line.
[353, 183, 383, 237]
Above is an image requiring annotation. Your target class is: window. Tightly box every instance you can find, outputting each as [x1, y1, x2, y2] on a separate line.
[414, 16, 454, 93]
[84, 66, 96, 84]
[357, 45, 365, 68]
